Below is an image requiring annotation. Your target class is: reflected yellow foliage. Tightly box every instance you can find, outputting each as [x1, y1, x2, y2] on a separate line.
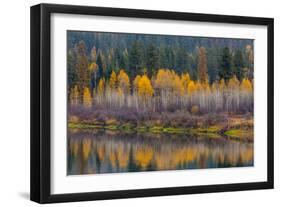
[96, 145, 105, 161]
[240, 147, 253, 163]
[135, 147, 153, 169]
[109, 150, 117, 168]
[82, 139, 91, 161]
[69, 132, 254, 174]
[116, 146, 129, 168]
[70, 140, 79, 157]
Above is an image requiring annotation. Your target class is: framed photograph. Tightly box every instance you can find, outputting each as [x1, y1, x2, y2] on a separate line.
[30, 3, 274, 203]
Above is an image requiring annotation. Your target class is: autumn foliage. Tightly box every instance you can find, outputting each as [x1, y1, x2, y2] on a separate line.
[70, 68, 253, 113]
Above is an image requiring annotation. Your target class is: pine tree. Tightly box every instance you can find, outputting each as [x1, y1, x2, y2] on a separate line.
[119, 49, 129, 72]
[67, 49, 77, 99]
[219, 47, 233, 81]
[146, 43, 160, 76]
[129, 41, 144, 78]
[245, 44, 254, 79]
[75, 41, 89, 103]
[96, 50, 106, 80]
[91, 46, 97, 62]
[88, 62, 98, 90]
[233, 50, 245, 81]
[207, 47, 219, 83]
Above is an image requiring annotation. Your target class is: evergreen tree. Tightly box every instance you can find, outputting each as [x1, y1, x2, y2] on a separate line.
[129, 41, 144, 78]
[75, 41, 89, 102]
[207, 47, 219, 83]
[96, 50, 106, 80]
[233, 50, 245, 81]
[175, 47, 188, 74]
[146, 43, 160, 76]
[90, 46, 97, 62]
[219, 47, 233, 81]
[67, 49, 77, 97]
[119, 49, 129, 73]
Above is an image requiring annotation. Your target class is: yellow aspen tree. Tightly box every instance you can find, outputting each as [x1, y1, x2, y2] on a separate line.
[117, 87, 124, 97]
[187, 80, 196, 95]
[181, 72, 191, 93]
[156, 69, 176, 89]
[211, 82, 219, 92]
[117, 69, 130, 94]
[88, 62, 98, 73]
[72, 85, 79, 105]
[219, 79, 226, 91]
[88, 62, 99, 90]
[83, 87, 92, 108]
[133, 75, 141, 91]
[240, 78, 253, 92]
[195, 81, 203, 92]
[116, 86, 124, 107]
[138, 75, 154, 99]
[155, 69, 168, 90]
[228, 75, 240, 90]
[109, 71, 117, 89]
[97, 78, 105, 95]
[202, 82, 211, 94]
[172, 73, 184, 96]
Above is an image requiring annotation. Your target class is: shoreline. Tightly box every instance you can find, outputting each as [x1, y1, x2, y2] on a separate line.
[68, 122, 253, 141]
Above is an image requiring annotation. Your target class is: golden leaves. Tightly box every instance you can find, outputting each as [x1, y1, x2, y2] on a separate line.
[97, 78, 105, 95]
[135, 147, 153, 169]
[109, 71, 117, 89]
[83, 87, 92, 108]
[187, 81, 196, 95]
[137, 74, 154, 98]
[117, 69, 130, 94]
[240, 79, 253, 92]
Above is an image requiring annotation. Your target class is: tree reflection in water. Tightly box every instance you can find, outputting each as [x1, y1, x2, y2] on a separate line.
[67, 129, 253, 175]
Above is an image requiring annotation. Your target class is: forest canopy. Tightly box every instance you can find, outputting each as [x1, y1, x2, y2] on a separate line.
[67, 31, 254, 114]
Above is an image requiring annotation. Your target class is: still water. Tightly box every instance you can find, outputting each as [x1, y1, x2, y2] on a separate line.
[67, 129, 253, 175]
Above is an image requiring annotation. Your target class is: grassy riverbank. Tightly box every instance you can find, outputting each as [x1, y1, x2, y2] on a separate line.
[68, 113, 253, 141]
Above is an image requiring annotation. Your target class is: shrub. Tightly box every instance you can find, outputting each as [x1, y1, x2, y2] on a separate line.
[191, 105, 199, 115]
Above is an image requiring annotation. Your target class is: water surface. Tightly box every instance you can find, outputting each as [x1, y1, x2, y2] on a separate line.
[67, 129, 253, 175]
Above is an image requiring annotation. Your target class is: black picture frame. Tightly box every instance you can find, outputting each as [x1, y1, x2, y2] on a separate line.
[30, 3, 274, 204]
